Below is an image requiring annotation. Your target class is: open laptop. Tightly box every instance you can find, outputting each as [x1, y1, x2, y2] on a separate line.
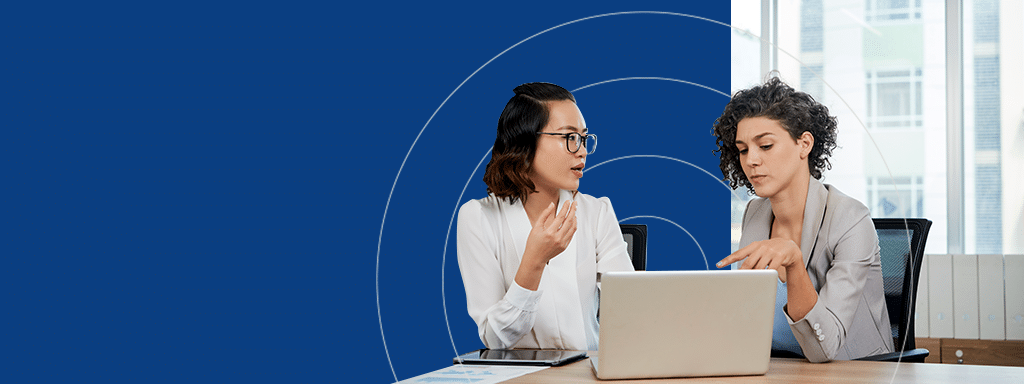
[592, 270, 777, 380]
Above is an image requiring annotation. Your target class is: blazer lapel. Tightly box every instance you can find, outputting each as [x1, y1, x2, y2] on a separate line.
[749, 200, 774, 246]
[800, 178, 829, 268]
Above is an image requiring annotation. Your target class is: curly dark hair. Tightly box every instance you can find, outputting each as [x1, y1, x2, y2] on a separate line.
[483, 82, 576, 204]
[712, 77, 838, 193]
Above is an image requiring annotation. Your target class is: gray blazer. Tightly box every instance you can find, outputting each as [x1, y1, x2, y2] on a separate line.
[739, 178, 895, 362]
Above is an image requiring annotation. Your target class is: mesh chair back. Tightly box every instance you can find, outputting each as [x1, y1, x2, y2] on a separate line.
[873, 218, 932, 352]
[619, 224, 647, 271]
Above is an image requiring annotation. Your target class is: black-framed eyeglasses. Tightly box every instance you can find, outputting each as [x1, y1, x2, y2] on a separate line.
[537, 132, 597, 154]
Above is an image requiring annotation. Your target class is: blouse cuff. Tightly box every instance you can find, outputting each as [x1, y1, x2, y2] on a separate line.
[506, 281, 543, 312]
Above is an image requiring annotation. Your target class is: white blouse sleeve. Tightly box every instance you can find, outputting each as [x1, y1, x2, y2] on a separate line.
[456, 200, 542, 349]
[593, 197, 635, 274]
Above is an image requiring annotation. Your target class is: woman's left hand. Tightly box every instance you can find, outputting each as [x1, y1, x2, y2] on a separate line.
[716, 238, 803, 281]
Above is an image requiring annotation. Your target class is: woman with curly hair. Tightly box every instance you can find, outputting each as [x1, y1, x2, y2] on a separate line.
[457, 82, 634, 351]
[713, 77, 893, 362]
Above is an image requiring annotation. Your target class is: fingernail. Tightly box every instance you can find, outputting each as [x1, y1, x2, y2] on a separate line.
[716, 262, 724, 268]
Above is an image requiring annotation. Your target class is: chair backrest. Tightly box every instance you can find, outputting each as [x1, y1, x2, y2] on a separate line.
[619, 224, 647, 271]
[873, 218, 932, 352]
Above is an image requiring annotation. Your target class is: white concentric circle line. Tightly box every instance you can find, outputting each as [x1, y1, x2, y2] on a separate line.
[442, 147, 493, 365]
[619, 215, 710, 270]
[584, 154, 746, 203]
[573, 77, 731, 98]
[436, 78, 741, 364]
[380, 10, 915, 382]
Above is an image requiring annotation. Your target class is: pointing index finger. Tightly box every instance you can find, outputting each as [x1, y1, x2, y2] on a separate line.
[716, 243, 754, 268]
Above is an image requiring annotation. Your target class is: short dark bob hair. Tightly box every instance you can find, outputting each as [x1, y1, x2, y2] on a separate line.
[483, 82, 576, 204]
[712, 76, 838, 194]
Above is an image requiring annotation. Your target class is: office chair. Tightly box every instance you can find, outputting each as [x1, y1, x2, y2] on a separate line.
[619, 224, 647, 271]
[598, 224, 647, 322]
[854, 218, 933, 363]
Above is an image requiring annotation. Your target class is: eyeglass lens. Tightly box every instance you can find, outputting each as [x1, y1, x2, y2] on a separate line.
[566, 133, 597, 154]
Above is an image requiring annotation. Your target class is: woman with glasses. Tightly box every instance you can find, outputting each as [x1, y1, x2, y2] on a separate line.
[457, 82, 634, 351]
[713, 77, 894, 362]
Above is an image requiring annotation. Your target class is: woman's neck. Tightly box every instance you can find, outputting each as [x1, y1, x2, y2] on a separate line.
[523, 187, 561, 226]
[769, 173, 811, 228]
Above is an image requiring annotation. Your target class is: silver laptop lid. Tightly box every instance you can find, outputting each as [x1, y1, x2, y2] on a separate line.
[596, 270, 777, 380]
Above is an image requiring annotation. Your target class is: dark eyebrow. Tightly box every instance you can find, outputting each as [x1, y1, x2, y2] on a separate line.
[557, 126, 586, 133]
[734, 132, 775, 145]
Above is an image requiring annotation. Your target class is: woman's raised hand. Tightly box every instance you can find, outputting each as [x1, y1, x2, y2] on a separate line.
[525, 201, 577, 264]
[515, 201, 577, 290]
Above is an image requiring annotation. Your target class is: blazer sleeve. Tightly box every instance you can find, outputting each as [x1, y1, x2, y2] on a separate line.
[593, 197, 635, 274]
[785, 204, 879, 362]
[456, 200, 542, 349]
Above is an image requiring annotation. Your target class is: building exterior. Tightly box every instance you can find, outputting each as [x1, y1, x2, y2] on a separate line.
[731, 0, 1023, 254]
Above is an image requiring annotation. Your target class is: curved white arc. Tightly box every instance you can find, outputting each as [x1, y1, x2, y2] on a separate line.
[381, 14, 754, 377]
[572, 77, 731, 98]
[437, 148, 749, 373]
[618, 215, 709, 270]
[584, 154, 747, 202]
[378, 9, 913, 381]
[442, 147, 493, 364]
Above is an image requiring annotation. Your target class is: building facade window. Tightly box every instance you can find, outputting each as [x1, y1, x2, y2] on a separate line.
[867, 176, 924, 218]
[866, 69, 924, 129]
[865, 0, 923, 23]
[732, 0, 1023, 254]
[966, 0, 1004, 253]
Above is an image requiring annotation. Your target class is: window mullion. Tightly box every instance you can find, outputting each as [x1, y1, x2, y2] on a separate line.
[946, 0, 965, 254]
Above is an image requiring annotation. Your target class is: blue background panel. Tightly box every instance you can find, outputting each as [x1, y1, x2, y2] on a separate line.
[7, 2, 732, 382]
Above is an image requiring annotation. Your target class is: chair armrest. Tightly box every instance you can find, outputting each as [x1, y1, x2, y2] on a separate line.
[854, 348, 930, 363]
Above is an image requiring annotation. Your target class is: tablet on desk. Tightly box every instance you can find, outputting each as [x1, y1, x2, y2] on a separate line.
[453, 349, 587, 366]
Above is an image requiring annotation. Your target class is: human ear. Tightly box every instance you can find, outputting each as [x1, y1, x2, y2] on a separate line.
[798, 132, 814, 159]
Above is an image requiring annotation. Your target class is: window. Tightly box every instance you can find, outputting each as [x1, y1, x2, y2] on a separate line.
[867, 176, 924, 218]
[732, 0, 1024, 254]
[866, 0, 923, 23]
[866, 69, 923, 128]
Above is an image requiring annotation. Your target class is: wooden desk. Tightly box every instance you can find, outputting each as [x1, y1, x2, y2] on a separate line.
[504, 356, 1024, 383]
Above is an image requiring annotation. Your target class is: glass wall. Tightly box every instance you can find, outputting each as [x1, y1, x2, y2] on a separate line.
[730, 0, 1024, 254]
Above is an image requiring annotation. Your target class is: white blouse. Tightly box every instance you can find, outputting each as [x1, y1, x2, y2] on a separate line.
[457, 189, 634, 350]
